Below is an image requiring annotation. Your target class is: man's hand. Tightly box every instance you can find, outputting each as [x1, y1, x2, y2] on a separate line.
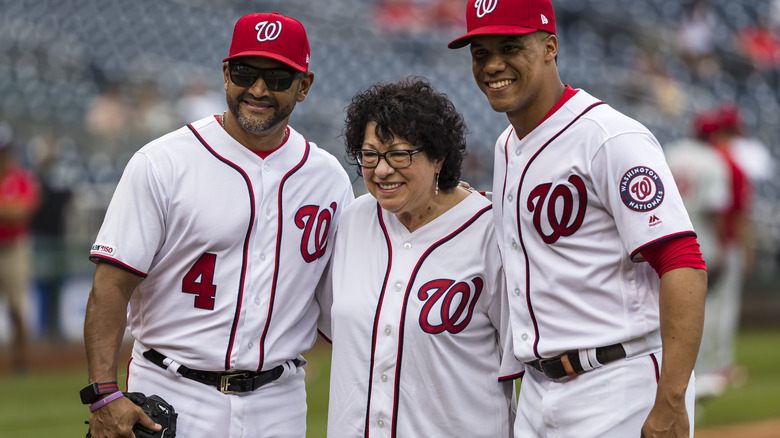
[88, 396, 161, 438]
[641, 395, 690, 437]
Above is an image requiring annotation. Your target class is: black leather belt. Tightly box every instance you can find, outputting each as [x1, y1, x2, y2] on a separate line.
[526, 343, 626, 380]
[143, 349, 301, 394]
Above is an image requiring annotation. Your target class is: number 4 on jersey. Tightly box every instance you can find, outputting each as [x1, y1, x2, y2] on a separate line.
[182, 253, 217, 310]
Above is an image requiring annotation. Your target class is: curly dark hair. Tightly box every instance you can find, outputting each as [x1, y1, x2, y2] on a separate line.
[342, 76, 467, 191]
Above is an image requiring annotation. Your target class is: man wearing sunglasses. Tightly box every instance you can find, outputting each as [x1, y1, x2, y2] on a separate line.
[82, 12, 354, 438]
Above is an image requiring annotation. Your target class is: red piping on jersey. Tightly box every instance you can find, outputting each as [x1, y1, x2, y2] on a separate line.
[126, 357, 133, 390]
[500, 86, 577, 205]
[89, 255, 148, 277]
[650, 353, 660, 382]
[510, 101, 605, 360]
[317, 329, 332, 344]
[258, 136, 310, 372]
[376, 204, 493, 437]
[187, 123, 256, 371]
[364, 203, 395, 437]
[499, 370, 525, 381]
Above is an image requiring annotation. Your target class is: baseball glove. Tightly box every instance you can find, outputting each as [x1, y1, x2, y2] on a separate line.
[86, 392, 177, 438]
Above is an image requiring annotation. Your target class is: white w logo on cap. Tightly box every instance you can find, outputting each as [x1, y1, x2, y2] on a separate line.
[255, 20, 282, 42]
[475, 0, 498, 18]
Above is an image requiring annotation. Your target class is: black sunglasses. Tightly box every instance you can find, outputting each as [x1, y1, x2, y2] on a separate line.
[228, 63, 306, 91]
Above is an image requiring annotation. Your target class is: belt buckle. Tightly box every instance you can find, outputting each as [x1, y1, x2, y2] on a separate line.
[219, 372, 250, 394]
[539, 352, 578, 379]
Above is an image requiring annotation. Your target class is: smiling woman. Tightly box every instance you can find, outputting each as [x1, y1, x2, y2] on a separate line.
[317, 76, 522, 438]
[342, 77, 468, 232]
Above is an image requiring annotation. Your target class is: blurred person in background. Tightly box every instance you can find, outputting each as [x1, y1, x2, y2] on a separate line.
[0, 122, 41, 374]
[175, 76, 226, 125]
[691, 104, 758, 400]
[717, 103, 775, 187]
[665, 110, 732, 402]
[84, 81, 132, 154]
[666, 111, 731, 292]
[736, 15, 780, 73]
[675, 0, 721, 79]
[320, 77, 519, 437]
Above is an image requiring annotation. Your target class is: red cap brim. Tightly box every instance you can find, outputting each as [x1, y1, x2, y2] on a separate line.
[222, 51, 308, 72]
[448, 25, 540, 49]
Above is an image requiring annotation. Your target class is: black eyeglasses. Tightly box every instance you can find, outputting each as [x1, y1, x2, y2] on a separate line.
[356, 148, 424, 169]
[228, 63, 306, 91]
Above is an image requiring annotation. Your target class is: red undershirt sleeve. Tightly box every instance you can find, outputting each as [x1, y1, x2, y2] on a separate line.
[640, 235, 707, 278]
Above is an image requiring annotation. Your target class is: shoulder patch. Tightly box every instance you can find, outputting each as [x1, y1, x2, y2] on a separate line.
[620, 166, 664, 211]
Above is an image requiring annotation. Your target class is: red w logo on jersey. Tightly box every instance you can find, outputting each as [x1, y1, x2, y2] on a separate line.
[295, 202, 337, 262]
[418, 277, 483, 334]
[527, 175, 588, 244]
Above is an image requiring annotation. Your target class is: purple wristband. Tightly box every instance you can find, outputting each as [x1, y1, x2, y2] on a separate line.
[89, 391, 124, 412]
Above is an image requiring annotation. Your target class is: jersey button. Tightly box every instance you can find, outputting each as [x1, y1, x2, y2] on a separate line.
[394, 282, 402, 291]
[507, 194, 513, 202]
[384, 326, 392, 336]
[515, 148, 521, 156]
[248, 342, 254, 349]
[403, 242, 412, 250]
[259, 254, 266, 261]
[511, 241, 518, 250]
[377, 420, 385, 428]
[521, 334, 529, 341]
[514, 288, 521, 296]
[381, 373, 388, 382]
[264, 164, 271, 172]
[266, 207, 271, 216]
[255, 297, 261, 305]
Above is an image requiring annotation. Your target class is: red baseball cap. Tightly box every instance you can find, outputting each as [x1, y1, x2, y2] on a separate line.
[223, 12, 310, 72]
[693, 110, 721, 140]
[717, 103, 742, 132]
[448, 0, 556, 49]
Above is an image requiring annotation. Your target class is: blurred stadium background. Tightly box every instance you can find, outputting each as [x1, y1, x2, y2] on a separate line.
[0, 0, 778, 434]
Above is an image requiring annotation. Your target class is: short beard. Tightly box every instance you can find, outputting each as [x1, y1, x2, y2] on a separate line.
[226, 91, 297, 134]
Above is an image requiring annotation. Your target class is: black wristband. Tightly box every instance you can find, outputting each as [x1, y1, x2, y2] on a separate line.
[79, 382, 120, 404]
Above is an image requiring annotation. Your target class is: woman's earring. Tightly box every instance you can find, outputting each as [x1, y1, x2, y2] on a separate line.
[435, 172, 440, 196]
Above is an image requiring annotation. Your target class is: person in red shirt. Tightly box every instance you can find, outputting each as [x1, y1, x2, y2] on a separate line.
[693, 105, 755, 400]
[0, 123, 40, 373]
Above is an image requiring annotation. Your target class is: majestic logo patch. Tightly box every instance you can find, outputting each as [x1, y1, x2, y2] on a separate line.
[475, 0, 498, 18]
[620, 167, 664, 211]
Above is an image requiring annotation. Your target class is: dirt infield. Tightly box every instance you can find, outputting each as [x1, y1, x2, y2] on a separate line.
[696, 419, 780, 438]
[2, 342, 778, 437]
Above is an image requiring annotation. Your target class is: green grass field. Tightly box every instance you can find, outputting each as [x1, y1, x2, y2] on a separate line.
[1, 330, 778, 437]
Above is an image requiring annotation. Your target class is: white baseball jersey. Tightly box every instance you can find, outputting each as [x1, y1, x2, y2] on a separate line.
[90, 115, 354, 372]
[493, 89, 695, 363]
[321, 192, 519, 438]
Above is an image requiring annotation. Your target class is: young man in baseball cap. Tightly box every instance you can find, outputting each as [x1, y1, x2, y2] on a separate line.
[83, 12, 353, 438]
[449, 1, 707, 437]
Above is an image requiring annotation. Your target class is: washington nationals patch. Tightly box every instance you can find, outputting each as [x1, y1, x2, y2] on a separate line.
[620, 166, 665, 211]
